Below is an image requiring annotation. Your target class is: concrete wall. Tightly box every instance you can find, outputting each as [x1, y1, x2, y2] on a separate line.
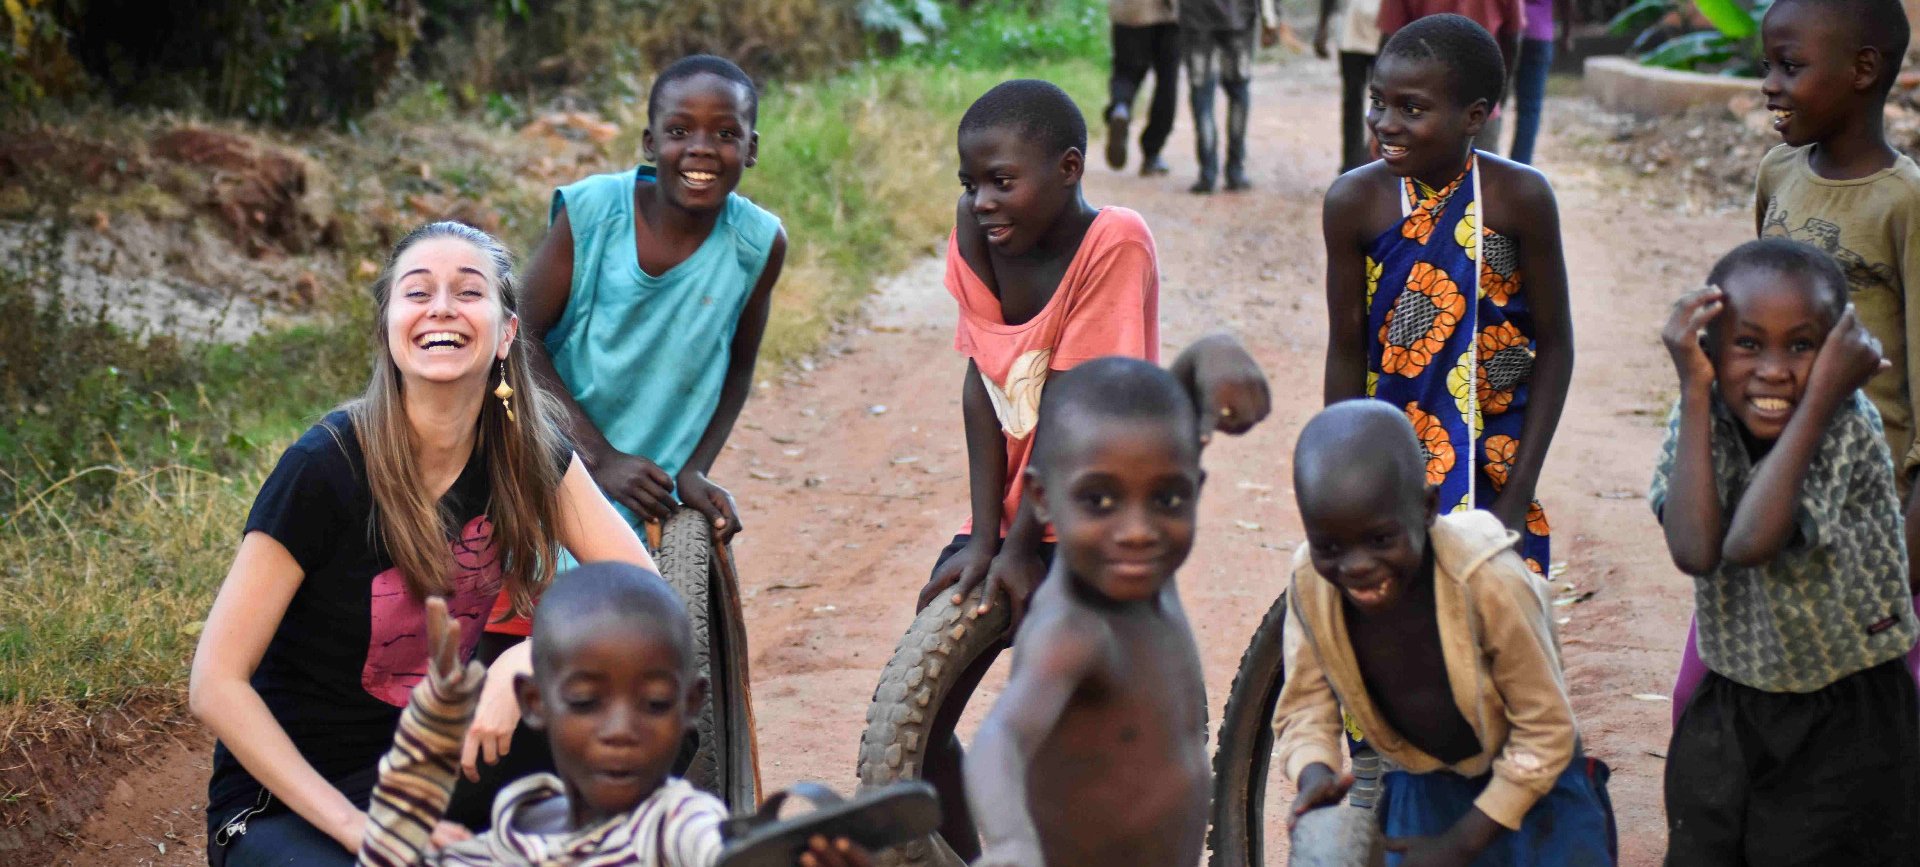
[1583, 55, 1759, 117]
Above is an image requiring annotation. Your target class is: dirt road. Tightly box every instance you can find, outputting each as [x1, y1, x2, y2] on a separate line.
[46, 57, 1743, 864]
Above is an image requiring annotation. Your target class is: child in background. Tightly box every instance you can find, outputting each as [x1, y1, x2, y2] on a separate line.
[965, 358, 1211, 867]
[1179, 0, 1281, 191]
[1322, 14, 1573, 575]
[1104, 0, 1180, 176]
[358, 565, 871, 867]
[449, 54, 786, 822]
[1281, 400, 1613, 866]
[1654, 240, 1920, 863]
[1507, 0, 1573, 165]
[1314, 0, 1383, 174]
[911, 79, 1162, 861]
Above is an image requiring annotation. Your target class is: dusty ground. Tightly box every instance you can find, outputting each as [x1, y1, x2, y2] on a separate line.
[28, 56, 1746, 864]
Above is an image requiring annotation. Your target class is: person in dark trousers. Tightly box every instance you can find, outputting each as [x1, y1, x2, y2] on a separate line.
[1180, 0, 1280, 192]
[1105, 0, 1180, 176]
[1315, 0, 1382, 173]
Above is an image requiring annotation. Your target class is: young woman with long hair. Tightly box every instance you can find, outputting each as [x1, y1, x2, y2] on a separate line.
[189, 221, 654, 865]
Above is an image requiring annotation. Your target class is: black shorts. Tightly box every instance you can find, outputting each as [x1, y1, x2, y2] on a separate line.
[1664, 658, 1920, 866]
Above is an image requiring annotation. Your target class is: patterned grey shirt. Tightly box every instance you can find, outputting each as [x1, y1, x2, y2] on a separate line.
[1650, 390, 1917, 693]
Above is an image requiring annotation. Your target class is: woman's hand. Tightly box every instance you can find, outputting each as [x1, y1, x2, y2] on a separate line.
[461, 643, 526, 781]
[431, 820, 474, 850]
[329, 809, 369, 853]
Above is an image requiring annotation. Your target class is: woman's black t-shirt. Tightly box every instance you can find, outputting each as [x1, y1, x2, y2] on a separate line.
[206, 410, 534, 836]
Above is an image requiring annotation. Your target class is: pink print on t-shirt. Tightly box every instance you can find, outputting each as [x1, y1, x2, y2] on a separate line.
[362, 515, 504, 707]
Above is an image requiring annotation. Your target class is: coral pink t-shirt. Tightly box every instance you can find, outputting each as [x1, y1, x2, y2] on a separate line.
[948, 207, 1161, 540]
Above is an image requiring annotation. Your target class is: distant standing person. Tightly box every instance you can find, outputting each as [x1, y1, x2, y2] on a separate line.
[1508, 0, 1574, 165]
[1181, 0, 1281, 192]
[1105, 0, 1180, 176]
[1315, 0, 1383, 173]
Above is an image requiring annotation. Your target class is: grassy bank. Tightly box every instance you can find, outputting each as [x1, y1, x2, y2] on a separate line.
[0, 2, 1103, 778]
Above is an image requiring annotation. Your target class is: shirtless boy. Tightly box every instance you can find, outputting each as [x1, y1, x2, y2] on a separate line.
[964, 357, 1211, 867]
[1281, 401, 1612, 866]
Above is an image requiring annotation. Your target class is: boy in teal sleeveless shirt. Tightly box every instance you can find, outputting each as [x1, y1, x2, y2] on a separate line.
[446, 58, 783, 823]
[520, 54, 785, 559]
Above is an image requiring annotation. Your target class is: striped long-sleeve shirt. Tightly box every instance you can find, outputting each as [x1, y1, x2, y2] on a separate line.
[356, 669, 729, 866]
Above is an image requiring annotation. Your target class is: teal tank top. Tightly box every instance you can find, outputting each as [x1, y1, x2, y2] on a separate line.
[545, 165, 782, 525]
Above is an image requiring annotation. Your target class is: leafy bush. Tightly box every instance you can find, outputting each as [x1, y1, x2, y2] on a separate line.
[1610, 0, 1771, 75]
[908, 0, 1107, 67]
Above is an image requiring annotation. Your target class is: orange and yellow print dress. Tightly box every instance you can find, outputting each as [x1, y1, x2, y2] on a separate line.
[1365, 154, 1549, 574]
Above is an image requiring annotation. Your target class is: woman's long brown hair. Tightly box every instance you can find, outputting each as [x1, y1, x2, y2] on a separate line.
[350, 221, 567, 618]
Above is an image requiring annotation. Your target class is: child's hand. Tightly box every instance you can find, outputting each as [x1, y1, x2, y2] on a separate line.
[919, 537, 995, 612]
[588, 449, 677, 522]
[1661, 286, 1722, 390]
[1810, 304, 1891, 396]
[797, 835, 873, 867]
[1312, 21, 1331, 58]
[1382, 835, 1477, 867]
[676, 469, 743, 544]
[1286, 764, 1354, 830]
[423, 597, 485, 696]
[1261, 23, 1281, 47]
[978, 548, 1048, 626]
[1176, 332, 1272, 443]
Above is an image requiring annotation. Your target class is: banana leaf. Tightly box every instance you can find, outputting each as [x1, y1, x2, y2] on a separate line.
[1608, 0, 1673, 35]
[1639, 29, 1739, 69]
[1692, 0, 1758, 39]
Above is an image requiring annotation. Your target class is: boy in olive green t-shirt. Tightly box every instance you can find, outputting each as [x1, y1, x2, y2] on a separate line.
[1753, 0, 1920, 582]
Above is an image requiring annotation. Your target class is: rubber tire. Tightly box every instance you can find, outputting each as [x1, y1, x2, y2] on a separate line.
[1206, 590, 1290, 867]
[856, 588, 1010, 867]
[656, 507, 760, 812]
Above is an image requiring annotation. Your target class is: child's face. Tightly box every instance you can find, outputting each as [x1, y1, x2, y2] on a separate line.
[1300, 471, 1436, 615]
[517, 618, 706, 828]
[643, 73, 757, 213]
[1761, 2, 1871, 148]
[957, 126, 1081, 257]
[1367, 54, 1486, 182]
[1031, 416, 1202, 603]
[1709, 267, 1833, 442]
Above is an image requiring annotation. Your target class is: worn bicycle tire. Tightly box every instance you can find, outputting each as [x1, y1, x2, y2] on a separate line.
[856, 588, 1010, 867]
[656, 507, 760, 812]
[1207, 590, 1290, 867]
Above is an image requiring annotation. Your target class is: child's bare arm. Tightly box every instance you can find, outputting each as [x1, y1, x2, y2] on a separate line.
[1656, 289, 1727, 575]
[521, 207, 676, 522]
[677, 229, 789, 543]
[1491, 173, 1573, 535]
[918, 361, 1008, 610]
[1322, 175, 1374, 405]
[1724, 307, 1888, 565]
[965, 620, 1104, 866]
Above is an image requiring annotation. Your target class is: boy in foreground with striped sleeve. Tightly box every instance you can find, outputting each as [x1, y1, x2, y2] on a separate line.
[357, 563, 869, 867]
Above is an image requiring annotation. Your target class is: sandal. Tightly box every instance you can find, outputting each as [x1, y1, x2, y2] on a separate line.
[717, 781, 939, 866]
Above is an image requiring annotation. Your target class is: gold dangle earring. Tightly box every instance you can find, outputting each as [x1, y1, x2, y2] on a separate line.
[494, 359, 516, 423]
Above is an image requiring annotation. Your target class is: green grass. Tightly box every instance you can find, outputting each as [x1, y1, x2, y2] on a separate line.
[0, 3, 1103, 747]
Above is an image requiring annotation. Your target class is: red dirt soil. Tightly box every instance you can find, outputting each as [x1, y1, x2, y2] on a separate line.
[20, 57, 1740, 864]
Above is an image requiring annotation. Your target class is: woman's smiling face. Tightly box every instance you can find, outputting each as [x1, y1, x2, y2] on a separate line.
[383, 235, 516, 389]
